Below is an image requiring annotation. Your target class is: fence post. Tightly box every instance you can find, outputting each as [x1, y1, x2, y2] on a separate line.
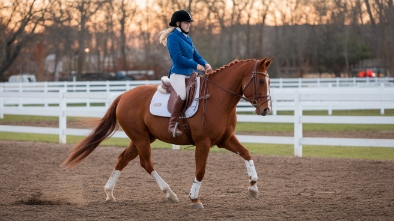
[44, 82, 48, 108]
[328, 104, 333, 115]
[294, 91, 302, 157]
[272, 95, 277, 115]
[0, 86, 3, 119]
[59, 90, 67, 144]
[172, 144, 180, 150]
[380, 85, 385, 115]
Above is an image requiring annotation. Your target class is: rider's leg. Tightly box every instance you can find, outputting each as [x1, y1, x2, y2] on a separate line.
[169, 74, 187, 100]
[168, 74, 186, 137]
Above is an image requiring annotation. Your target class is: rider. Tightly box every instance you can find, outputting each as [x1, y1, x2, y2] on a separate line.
[158, 10, 212, 137]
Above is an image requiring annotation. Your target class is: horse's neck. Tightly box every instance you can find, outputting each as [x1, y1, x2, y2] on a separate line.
[202, 70, 244, 113]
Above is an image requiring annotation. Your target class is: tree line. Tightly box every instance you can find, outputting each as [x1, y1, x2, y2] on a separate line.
[0, 0, 393, 81]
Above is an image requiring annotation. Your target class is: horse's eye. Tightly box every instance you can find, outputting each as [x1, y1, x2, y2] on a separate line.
[259, 80, 264, 85]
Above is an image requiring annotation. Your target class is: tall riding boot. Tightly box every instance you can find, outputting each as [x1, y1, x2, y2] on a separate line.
[168, 96, 185, 137]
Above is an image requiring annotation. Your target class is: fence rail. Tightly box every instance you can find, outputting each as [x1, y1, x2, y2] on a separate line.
[2, 87, 394, 115]
[1, 77, 393, 93]
[1, 88, 394, 156]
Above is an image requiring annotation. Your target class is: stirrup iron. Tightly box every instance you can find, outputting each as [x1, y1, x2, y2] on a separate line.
[172, 122, 179, 138]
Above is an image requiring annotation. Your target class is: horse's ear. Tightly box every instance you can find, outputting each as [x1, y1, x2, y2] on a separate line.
[264, 57, 274, 69]
[257, 58, 267, 70]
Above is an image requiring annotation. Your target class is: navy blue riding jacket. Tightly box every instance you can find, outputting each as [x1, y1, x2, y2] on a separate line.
[167, 29, 207, 77]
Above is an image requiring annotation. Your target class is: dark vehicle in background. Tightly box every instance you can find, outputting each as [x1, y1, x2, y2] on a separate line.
[60, 70, 155, 81]
[114, 70, 154, 80]
[114, 71, 134, 80]
[81, 72, 113, 81]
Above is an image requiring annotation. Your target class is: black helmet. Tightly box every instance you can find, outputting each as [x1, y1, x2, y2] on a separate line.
[169, 10, 194, 27]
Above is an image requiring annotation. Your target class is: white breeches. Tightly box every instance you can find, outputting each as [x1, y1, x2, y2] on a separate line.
[169, 73, 187, 100]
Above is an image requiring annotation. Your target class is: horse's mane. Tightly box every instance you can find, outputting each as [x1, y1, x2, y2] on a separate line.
[211, 59, 256, 75]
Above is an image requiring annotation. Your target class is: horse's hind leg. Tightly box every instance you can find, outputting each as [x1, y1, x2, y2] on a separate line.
[104, 141, 139, 202]
[136, 140, 179, 203]
[217, 134, 259, 198]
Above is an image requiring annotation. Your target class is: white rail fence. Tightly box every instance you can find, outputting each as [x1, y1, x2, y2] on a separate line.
[0, 77, 393, 93]
[1, 88, 394, 156]
[2, 87, 394, 115]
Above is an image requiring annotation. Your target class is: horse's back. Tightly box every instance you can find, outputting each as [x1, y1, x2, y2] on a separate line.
[116, 85, 156, 123]
[119, 85, 156, 106]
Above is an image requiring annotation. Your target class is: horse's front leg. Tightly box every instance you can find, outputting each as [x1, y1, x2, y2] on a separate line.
[217, 134, 259, 198]
[189, 140, 211, 209]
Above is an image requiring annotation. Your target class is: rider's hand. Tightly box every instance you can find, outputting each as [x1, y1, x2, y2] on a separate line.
[197, 64, 205, 72]
[205, 64, 212, 73]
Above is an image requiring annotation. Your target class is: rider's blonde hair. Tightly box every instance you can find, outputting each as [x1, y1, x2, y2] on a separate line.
[158, 27, 175, 46]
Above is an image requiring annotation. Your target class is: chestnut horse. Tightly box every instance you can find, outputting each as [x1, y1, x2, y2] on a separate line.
[62, 58, 273, 209]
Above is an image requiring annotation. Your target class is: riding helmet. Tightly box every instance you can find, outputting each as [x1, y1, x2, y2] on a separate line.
[169, 10, 194, 27]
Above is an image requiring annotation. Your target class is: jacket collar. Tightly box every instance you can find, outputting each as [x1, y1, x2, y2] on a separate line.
[173, 28, 192, 44]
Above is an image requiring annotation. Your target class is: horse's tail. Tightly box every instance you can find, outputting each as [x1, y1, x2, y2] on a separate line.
[62, 95, 122, 169]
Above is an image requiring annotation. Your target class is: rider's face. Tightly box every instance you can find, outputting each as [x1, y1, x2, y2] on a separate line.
[180, 21, 191, 32]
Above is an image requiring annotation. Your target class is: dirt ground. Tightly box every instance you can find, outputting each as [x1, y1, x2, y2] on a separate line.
[0, 140, 393, 221]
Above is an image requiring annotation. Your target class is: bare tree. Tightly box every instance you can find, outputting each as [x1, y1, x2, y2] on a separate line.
[68, 0, 108, 80]
[116, 0, 137, 71]
[0, 0, 51, 79]
[364, 0, 394, 76]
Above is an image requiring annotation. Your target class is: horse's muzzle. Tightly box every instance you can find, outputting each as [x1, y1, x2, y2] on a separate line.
[256, 107, 270, 116]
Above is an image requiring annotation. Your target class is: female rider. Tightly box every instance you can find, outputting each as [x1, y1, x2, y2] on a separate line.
[158, 10, 212, 137]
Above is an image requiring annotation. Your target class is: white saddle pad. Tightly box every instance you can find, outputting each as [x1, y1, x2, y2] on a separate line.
[149, 77, 200, 118]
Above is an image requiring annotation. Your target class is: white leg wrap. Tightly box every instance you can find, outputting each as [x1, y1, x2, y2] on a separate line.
[104, 170, 121, 201]
[189, 178, 202, 200]
[151, 171, 169, 191]
[151, 171, 178, 203]
[244, 160, 258, 182]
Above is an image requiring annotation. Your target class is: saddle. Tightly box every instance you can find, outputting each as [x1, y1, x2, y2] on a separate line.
[158, 72, 198, 114]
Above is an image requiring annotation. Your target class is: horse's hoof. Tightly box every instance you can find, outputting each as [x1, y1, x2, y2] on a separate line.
[164, 188, 179, 203]
[248, 184, 259, 198]
[104, 188, 116, 202]
[191, 202, 204, 209]
[105, 198, 116, 202]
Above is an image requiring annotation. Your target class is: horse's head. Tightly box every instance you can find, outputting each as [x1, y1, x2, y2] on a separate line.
[242, 58, 273, 116]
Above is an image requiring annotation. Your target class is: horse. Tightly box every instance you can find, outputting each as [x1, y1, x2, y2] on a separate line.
[62, 57, 273, 209]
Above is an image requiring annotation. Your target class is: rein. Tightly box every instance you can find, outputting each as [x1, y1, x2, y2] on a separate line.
[200, 60, 271, 117]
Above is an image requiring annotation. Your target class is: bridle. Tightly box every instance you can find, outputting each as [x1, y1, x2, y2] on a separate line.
[242, 60, 271, 114]
[201, 60, 271, 114]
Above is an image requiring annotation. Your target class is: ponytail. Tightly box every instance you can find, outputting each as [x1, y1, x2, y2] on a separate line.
[158, 27, 175, 46]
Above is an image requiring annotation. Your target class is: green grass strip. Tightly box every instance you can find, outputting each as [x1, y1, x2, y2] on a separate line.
[1, 132, 393, 161]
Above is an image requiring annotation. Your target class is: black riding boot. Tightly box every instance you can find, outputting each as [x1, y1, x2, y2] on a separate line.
[168, 96, 185, 137]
